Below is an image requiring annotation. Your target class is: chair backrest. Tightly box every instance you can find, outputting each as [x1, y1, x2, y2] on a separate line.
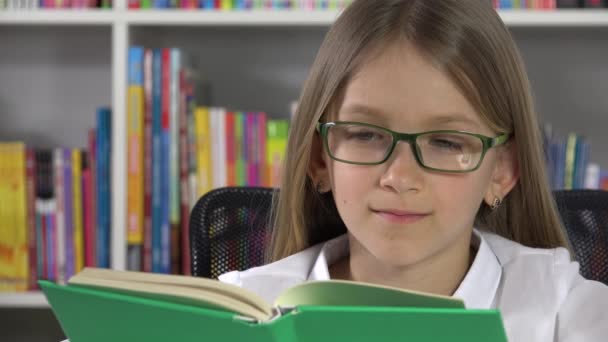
[553, 190, 608, 285]
[190, 187, 608, 285]
[189, 187, 276, 279]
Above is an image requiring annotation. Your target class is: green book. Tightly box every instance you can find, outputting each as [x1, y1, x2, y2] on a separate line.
[40, 268, 508, 342]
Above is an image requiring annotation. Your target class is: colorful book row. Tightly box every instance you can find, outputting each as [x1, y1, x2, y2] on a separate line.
[0, 109, 111, 292]
[127, 46, 289, 275]
[0, 0, 111, 9]
[493, 0, 608, 8]
[128, 0, 353, 9]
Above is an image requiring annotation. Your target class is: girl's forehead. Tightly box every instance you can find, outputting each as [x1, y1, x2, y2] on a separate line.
[336, 45, 486, 132]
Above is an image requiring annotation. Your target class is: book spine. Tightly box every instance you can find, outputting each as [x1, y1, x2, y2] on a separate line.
[46, 205, 55, 282]
[81, 168, 92, 269]
[86, 129, 97, 268]
[225, 112, 236, 186]
[179, 69, 191, 275]
[63, 148, 75, 280]
[246, 113, 256, 186]
[216, 108, 227, 188]
[127, 47, 145, 261]
[26, 148, 38, 290]
[257, 113, 267, 187]
[194, 107, 212, 197]
[563, 133, 577, 190]
[143, 48, 154, 273]
[96, 107, 112, 268]
[54, 149, 65, 284]
[152, 49, 163, 273]
[170, 48, 181, 228]
[234, 112, 246, 186]
[72, 150, 84, 274]
[161, 48, 171, 274]
[0, 144, 28, 291]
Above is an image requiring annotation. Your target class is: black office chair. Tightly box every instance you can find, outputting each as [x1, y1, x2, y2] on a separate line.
[553, 190, 608, 285]
[189, 187, 277, 279]
[190, 187, 608, 285]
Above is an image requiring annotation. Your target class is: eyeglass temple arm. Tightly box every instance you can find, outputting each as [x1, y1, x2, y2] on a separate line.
[490, 133, 511, 147]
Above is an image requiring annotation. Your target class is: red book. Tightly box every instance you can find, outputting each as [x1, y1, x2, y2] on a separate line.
[128, 0, 140, 8]
[143, 49, 154, 273]
[25, 148, 37, 290]
[179, 69, 191, 275]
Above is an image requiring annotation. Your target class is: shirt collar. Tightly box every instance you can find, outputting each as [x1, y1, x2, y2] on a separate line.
[306, 229, 501, 309]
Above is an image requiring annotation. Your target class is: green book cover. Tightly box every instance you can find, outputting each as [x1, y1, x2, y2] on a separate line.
[40, 268, 508, 342]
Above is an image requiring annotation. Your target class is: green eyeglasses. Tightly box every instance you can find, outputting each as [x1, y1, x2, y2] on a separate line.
[316, 121, 510, 173]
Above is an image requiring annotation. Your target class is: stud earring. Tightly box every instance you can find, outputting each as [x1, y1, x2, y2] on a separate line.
[316, 181, 328, 194]
[490, 197, 502, 211]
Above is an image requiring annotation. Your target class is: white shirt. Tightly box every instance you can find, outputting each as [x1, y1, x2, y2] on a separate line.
[219, 230, 608, 342]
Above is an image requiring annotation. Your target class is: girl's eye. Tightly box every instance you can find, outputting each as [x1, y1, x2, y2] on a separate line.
[345, 129, 385, 142]
[429, 137, 464, 151]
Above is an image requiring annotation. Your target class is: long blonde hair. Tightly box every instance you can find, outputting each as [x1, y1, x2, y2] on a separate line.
[268, 0, 570, 262]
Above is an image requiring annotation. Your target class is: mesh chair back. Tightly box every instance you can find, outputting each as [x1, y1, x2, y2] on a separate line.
[189, 187, 276, 279]
[554, 190, 608, 285]
[190, 187, 608, 285]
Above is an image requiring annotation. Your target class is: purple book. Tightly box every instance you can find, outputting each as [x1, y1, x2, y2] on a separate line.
[63, 148, 75, 280]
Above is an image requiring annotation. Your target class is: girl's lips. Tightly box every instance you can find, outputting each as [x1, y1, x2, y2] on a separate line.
[372, 209, 430, 224]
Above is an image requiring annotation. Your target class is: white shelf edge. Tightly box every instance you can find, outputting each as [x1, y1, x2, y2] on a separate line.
[0, 292, 49, 308]
[0, 9, 115, 25]
[123, 9, 342, 26]
[500, 9, 608, 27]
[3, 9, 606, 27]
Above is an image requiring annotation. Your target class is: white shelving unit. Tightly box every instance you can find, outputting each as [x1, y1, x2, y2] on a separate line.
[1, 8, 608, 314]
[0, 292, 49, 308]
[1, 9, 608, 26]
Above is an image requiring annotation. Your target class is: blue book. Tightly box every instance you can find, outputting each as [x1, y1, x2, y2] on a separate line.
[202, 0, 214, 9]
[96, 107, 112, 268]
[46, 213, 55, 281]
[152, 49, 163, 273]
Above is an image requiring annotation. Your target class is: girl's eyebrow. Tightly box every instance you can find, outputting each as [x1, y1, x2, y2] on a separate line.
[422, 114, 482, 130]
[340, 103, 481, 130]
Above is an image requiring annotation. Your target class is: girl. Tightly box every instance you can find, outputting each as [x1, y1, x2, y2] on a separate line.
[219, 0, 608, 340]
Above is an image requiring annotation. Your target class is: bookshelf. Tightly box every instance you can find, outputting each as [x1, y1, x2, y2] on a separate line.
[2, 9, 608, 26]
[1, 3, 608, 317]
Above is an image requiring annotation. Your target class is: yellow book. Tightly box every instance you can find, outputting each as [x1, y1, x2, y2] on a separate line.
[195, 107, 213, 197]
[221, 0, 232, 10]
[73, 150, 84, 273]
[0, 143, 28, 292]
[265, 121, 289, 188]
[127, 85, 145, 245]
[563, 133, 577, 190]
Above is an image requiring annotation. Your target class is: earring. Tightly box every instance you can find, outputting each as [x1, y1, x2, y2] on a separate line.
[316, 181, 328, 194]
[490, 197, 502, 211]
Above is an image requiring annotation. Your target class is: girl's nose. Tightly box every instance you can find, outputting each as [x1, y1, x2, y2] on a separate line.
[378, 142, 423, 194]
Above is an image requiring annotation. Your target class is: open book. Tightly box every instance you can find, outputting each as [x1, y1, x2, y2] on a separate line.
[41, 268, 508, 342]
[66, 267, 464, 322]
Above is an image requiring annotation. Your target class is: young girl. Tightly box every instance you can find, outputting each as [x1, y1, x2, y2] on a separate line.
[219, 0, 608, 340]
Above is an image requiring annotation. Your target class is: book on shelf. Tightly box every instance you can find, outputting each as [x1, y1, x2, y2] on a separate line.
[40, 267, 508, 342]
[0, 106, 112, 293]
[0, 0, 113, 9]
[129, 44, 291, 275]
[542, 124, 607, 190]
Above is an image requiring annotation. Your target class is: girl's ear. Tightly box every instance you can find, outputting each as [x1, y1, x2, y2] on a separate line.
[308, 132, 331, 192]
[484, 141, 520, 206]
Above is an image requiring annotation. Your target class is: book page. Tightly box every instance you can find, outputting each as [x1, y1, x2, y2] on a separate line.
[274, 280, 465, 309]
[69, 268, 273, 320]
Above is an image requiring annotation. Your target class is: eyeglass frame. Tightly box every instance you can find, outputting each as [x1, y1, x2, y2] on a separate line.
[315, 121, 511, 173]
